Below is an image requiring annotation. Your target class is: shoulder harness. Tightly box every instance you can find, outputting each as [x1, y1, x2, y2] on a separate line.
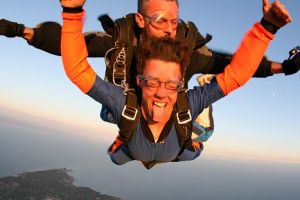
[99, 14, 212, 89]
[99, 15, 211, 169]
[119, 90, 194, 169]
[99, 13, 138, 89]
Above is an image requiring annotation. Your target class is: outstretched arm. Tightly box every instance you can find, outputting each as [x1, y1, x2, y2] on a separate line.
[61, 11, 96, 93]
[28, 21, 113, 57]
[216, 0, 292, 95]
[0, 0, 112, 57]
[60, 2, 125, 124]
[187, 0, 297, 79]
[60, 0, 95, 93]
[187, 48, 276, 78]
[0, 18, 112, 57]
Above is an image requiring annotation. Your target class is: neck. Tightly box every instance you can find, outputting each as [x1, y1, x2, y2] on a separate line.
[141, 107, 172, 141]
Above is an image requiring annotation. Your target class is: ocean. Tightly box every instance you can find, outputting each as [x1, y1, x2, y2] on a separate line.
[1, 108, 300, 200]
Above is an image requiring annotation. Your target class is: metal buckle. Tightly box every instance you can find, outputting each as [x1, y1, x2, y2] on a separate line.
[176, 110, 192, 124]
[112, 46, 127, 87]
[113, 70, 126, 86]
[122, 105, 138, 121]
[289, 46, 300, 59]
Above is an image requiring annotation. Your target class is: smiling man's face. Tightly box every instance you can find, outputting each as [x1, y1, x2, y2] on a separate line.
[135, 0, 179, 39]
[137, 58, 181, 124]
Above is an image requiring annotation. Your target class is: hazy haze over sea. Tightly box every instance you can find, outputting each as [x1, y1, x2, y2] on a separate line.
[1, 107, 299, 200]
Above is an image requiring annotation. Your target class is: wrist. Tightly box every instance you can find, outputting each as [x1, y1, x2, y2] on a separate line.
[270, 62, 283, 74]
[15, 23, 25, 37]
[260, 18, 279, 34]
[22, 27, 34, 41]
[282, 59, 292, 75]
[62, 6, 83, 13]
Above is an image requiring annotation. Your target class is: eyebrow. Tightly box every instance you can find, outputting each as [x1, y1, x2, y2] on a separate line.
[156, 12, 165, 21]
[143, 75, 181, 83]
[147, 10, 178, 20]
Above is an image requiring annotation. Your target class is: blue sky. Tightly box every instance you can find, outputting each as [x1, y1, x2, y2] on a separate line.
[1, 0, 300, 163]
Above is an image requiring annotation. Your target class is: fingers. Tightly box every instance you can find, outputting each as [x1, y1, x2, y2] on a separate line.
[263, 0, 292, 28]
[272, 0, 292, 23]
[262, 0, 270, 12]
[60, 0, 86, 8]
[196, 74, 215, 87]
[263, 0, 270, 7]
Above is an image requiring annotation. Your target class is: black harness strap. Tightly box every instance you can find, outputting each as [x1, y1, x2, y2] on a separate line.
[118, 90, 195, 168]
[117, 17, 129, 44]
[173, 91, 194, 151]
[100, 14, 135, 87]
[111, 17, 131, 86]
[99, 15, 204, 168]
[185, 21, 213, 51]
[184, 22, 199, 64]
[98, 14, 115, 36]
[175, 20, 186, 43]
[119, 91, 140, 144]
[142, 161, 162, 170]
[173, 22, 196, 153]
[173, 21, 211, 156]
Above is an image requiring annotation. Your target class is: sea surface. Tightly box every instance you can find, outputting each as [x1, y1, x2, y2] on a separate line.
[1, 108, 300, 200]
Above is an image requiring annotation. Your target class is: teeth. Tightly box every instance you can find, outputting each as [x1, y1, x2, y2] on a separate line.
[154, 102, 166, 107]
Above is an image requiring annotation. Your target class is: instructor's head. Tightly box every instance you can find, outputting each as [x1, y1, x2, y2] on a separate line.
[136, 37, 188, 124]
[135, 0, 179, 39]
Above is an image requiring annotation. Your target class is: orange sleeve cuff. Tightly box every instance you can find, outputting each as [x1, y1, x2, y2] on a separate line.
[216, 22, 274, 95]
[61, 11, 96, 93]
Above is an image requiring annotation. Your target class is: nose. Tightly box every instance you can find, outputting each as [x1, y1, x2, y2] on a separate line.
[155, 84, 169, 98]
[164, 22, 174, 36]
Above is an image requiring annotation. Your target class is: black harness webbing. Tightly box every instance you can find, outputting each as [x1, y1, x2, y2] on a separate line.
[98, 14, 115, 36]
[184, 22, 199, 66]
[120, 91, 193, 147]
[100, 14, 135, 87]
[175, 20, 186, 43]
[119, 91, 140, 144]
[98, 15, 208, 168]
[119, 90, 194, 169]
[173, 91, 193, 151]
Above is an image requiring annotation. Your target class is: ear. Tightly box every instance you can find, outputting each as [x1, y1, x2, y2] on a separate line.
[136, 76, 142, 88]
[135, 13, 145, 28]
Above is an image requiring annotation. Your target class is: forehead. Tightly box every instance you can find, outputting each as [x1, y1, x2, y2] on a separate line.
[143, 59, 181, 80]
[143, 0, 179, 17]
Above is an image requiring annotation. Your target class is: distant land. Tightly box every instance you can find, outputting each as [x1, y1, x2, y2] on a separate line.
[0, 168, 121, 200]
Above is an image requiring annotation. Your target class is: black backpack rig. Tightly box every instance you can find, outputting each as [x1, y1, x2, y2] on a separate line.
[98, 13, 212, 169]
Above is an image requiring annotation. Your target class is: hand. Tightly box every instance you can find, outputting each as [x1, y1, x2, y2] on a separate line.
[192, 141, 201, 150]
[282, 46, 300, 75]
[196, 74, 215, 87]
[59, 0, 86, 8]
[0, 19, 25, 37]
[262, 0, 292, 28]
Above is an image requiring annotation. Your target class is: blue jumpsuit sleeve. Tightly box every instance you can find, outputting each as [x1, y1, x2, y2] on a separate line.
[187, 78, 225, 120]
[87, 76, 126, 124]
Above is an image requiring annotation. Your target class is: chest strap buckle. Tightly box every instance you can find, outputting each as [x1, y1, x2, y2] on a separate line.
[122, 105, 138, 121]
[176, 110, 192, 125]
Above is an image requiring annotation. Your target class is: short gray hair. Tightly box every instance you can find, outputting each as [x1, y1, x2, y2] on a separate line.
[137, 0, 179, 13]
